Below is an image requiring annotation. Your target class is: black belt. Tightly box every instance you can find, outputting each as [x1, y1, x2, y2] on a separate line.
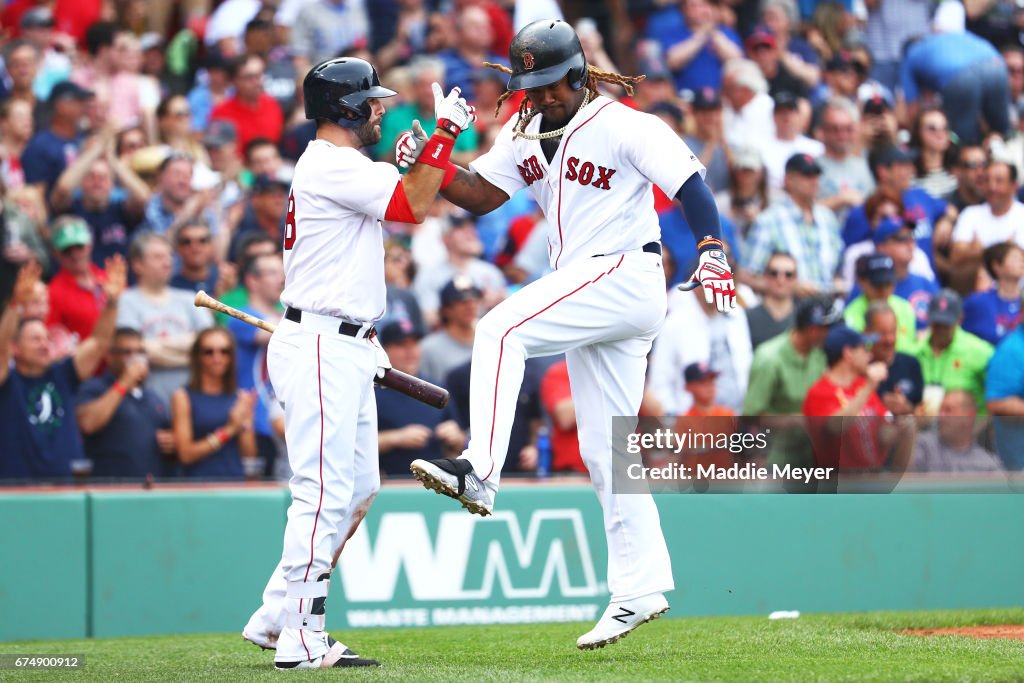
[284, 307, 376, 338]
[593, 241, 662, 258]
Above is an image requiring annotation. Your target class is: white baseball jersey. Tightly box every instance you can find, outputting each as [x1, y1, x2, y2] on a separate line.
[470, 95, 705, 269]
[280, 139, 400, 322]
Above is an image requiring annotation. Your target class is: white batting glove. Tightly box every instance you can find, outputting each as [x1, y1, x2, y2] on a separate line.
[369, 334, 392, 379]
[396, 119, 428, 169]
[680, 242, 737, 313]
[432, 82, 476, 137]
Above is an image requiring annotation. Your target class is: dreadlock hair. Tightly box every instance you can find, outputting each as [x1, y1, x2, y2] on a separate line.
[483, 62, 646, 120]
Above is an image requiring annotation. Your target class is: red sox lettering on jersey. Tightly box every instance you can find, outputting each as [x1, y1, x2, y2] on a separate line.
[564, 157, 615, 190]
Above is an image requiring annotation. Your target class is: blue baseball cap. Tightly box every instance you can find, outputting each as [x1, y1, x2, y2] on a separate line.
[824, 324, 879, 365]
[872, 215, 913, 244]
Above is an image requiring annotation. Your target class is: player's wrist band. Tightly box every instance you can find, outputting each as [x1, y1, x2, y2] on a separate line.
[697, 236, 725, 253]
[441, 162, 457, 189]
[417, 133, 455, 170]
[435, 118, 461, 138]
[112, 381, 127, 397]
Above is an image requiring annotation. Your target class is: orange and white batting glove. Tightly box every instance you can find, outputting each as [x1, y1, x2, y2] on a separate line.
[680, 237, 737, 313]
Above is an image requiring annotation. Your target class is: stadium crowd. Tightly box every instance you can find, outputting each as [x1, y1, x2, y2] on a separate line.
[1, 0, 1023, 483]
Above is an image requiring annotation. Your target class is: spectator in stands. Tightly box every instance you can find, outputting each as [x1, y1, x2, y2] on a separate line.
[760, 0, 820, 86]
[909, 108, 957, 199]
[211, 54, 283, 158]
[187, 51, 233, 134]
[540, 359, 585, 474]
[816, 97, 873, 223]
[812, 50, 859, 107]
[290, 0, 370, 75]
[105, 32, 159, 139]
[171, 327, 257, 480]
[170, 219, 235, 295]
[225, 253, 284, 477]
[45, 216, 109, 356]
[437, 5, 506, 103]
[645, 0, 742, 94]
[945, 144, 987, 212]
[844, 253, 917, 352]
[743, 295, 840, 466]
[412, 210, 505, 328]
[745, 25, 809, 98]
[243, 17, 297, 119]
[870, 218, 938, 329]
[244, 137, 289, 184]
[420, 277, 480, 384]
[117, 232, 214, 410]
[218, 233, 278, 317]
[73, 21, 116, 92]
[679, 361, 734, 417]
[714, 145, 767, 238]
[864, 0, 933, 91]
[986, 306, 1024, 469]
[914, 289, 994, 415]
[1002, 45, 1024, 116]
[746, 251, 797, 349]
[900, 1, 1009, 146]
[139, 153, 219, 239]
[721, 58, 775, 149]
[683, 87, 728, 193]
[863, 302, 924, 417]
[744, 153, 842, 296]
[762, 91, 823, 194]
[962, 243, 1023, 346]
[0, 98, 33, 192]
[51, 132, 150, 266]
[378, 57, 478, 166]
[912, 390, 1004, 473]
[0, 258, 124, 480]
[858, 93, 899, 150]
[375, 318, 465, 476]
[650, 286, 752, 415]
[2, 40, 40, 111]
[951, 160, 1024, 290]
[803, 323, 915, 471]
[227, 174, 287, 261]
[21, 80, 91, 195]
[0, 188, 49, 273]
[156, 94, 208, 165]
[380, 238, 425, 335]
[76, 327, 174, 479]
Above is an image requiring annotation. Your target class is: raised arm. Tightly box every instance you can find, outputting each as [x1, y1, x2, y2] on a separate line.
[0, 261, 42, 386]
[73, 254, 126, 380]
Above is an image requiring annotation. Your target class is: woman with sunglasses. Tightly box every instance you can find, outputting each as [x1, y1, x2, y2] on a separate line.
[170, 327, 257, 479]
[909, 108, 958, 199]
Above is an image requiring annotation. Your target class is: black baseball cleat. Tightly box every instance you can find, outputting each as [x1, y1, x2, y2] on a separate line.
[410, 457, 494, 516]
[275, 636, 379, 669]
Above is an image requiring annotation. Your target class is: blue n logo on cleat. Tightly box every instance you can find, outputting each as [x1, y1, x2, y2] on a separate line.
[612, 607, 635, 624]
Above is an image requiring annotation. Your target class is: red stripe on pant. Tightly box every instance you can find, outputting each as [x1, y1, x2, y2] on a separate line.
[299, 334, 326, 660]
[483, 255, 626, 480]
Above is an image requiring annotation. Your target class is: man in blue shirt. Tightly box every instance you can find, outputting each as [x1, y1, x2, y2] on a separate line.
[900, 5, 1009, 146]
[644, 0, 743, 94]
[0, 257, 125, 481]
[21, 80, 91, 196]
[986, 321, 1024, 470]
[963, 242, 1022, 346]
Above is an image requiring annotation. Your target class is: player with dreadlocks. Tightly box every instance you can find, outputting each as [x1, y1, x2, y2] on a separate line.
[396, 19, 736, 650]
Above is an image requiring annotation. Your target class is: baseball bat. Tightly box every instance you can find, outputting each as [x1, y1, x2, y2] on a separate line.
[194, 290, 449, 409]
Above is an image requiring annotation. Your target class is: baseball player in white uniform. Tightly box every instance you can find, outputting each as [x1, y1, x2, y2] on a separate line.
[398, 21, 737, 649]
[240, 57, 475, 670]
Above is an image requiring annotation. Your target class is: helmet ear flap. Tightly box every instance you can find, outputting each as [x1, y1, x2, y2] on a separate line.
[569, 61, 587, 90]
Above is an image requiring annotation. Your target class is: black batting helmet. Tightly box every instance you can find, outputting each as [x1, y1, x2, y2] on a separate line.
[507, 20, 588, 92]
[303, 57, 396, 128]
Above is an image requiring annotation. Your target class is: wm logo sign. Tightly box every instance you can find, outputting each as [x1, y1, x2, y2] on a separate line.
[337, 510, 602, 602]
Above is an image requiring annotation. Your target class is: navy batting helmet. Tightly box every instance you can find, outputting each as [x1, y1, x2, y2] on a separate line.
[507, 20, 588, 92]
[303, 58, 396, 128]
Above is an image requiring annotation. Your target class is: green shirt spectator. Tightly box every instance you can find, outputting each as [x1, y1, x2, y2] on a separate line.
[844, 293, 917, 353]
[378, 102, 479, 163]
[913, 289, 993, 412]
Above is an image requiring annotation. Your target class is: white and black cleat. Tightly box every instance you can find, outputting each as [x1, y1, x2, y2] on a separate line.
[274, 637, 379, 669]
[410, 457, 494, 516]
[576, 593, 670, 650]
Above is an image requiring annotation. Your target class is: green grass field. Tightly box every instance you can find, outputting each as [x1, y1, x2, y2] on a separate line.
[5, 609, 1024, 682]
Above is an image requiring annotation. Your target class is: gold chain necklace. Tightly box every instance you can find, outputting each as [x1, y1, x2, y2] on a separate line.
[512, 88, 592, 140]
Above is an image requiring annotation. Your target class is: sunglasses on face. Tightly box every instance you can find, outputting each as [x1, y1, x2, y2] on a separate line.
[960, 160, 985, 169]
[766, 268, 796, 279]
[179, 235, 211, 246]
[925, 124, 948, 133]
[201, 346, 231, 356]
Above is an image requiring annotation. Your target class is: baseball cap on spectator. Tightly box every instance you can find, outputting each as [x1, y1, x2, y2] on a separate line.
[732, 146, 764, 171]
[52, 217, 92, 251]
[377, 318, 422, 347]
[745, 24, 777, 52]
[469, 67, 505, 85]
[203, 119, 237, 148]
[684, 361, 719, 383]
[251, 174, 289, 194]
[773, 91, 800, 112]
[824, 324, 879, 365]
[928, 289, 963, 325]
[870, 144, 916, 170]
[648, 101, 684, 128]
[855, 252, 896, 286]
[861, 92, 893, 116]
[20, 7, 55, 29]
[785, 152, 821, 176]
[826, 51, 855, 72]
[443, 208, 475, 232]
[440, 276, 482, 307]
[872, 215, 914, 244]
[140, 32, 164, 52]
[691, 86, 721, 110]
[795, 295, 843, 329]
[49, 81, 93, 103]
